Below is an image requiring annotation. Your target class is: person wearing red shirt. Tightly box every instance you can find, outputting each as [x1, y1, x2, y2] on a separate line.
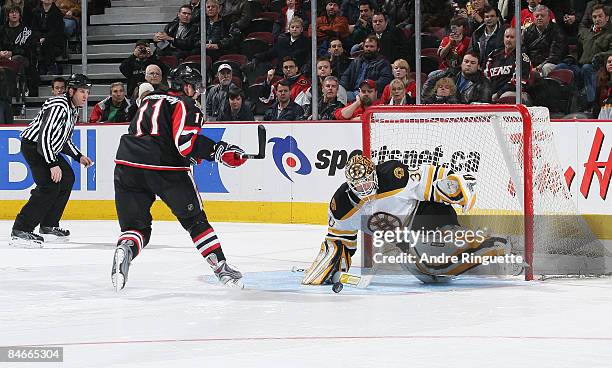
[438, 16, 471, 70]
[379, 58, 416, 103]
[334, 79, 379, 120]
[510, 0, 556, 29]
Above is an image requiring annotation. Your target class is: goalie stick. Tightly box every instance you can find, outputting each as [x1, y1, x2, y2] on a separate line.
[238, 124, 266, 159]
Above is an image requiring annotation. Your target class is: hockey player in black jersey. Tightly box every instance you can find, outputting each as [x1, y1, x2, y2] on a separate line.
[112, 64, 247, 291]
[302, 155, 512, 285]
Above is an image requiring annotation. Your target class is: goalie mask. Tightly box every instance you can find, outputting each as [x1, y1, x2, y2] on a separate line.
[345, 155, 378, 198]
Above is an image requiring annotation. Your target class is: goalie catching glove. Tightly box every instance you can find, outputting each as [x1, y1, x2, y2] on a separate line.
[433, 173, 477, 213]
[302, 240, 354, 285]
[212, 141, 247, 168]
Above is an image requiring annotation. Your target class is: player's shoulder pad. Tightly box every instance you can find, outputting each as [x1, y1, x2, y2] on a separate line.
[329, 183, 359, 221]
[376, 160, 411, 195]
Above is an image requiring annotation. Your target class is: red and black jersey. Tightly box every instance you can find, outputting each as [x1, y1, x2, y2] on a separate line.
[485, 48, 532, 96]
[115, 91, 216, 171]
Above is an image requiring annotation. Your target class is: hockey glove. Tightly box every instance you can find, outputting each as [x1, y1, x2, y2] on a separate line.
[213, 141, 247, 168]
[434, 173, 477, 213]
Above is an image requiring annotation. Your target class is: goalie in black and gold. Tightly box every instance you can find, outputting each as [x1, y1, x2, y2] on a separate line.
[301, 154, 511, 285]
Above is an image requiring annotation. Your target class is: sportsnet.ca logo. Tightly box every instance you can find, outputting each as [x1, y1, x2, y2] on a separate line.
[372, 145, 481, 173]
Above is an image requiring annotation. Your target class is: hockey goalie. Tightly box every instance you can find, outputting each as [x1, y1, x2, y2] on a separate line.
[302, 154, 515, 285]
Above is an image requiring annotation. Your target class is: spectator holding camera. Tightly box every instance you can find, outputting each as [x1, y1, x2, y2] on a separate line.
[438, 16, 471, 71]
[120, 40, 169, 96]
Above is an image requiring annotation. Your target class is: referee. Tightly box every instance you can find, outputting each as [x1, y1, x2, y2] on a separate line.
[10, 74, 94, 248]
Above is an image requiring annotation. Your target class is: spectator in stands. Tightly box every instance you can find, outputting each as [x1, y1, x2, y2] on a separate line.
[144, 64, 166, 90]
[469, 5, 505, 67]
[340, 35, 393, 102]
[135, 82, 154, 107]
[382, 0, 413, 29]
[560, 8, 579, 45]
[579, 5, 611, 113]
[55, 0, 80, 36]
[254, 17, 311, 76]
[89, 82, 136, 123]
[334, 78, 378, 120]
[581, 0, 610, 28]
[218, 86, 254, 121]
[523, 5, 568, 77]
[260, 56, 311, 104]
[349, 0, 374, 46]
[302, 75, 345, 120]
[597, 53, 612, 118]
[203, 0, 238, 61]
[296, 56, 347, 107]
[273, 0, 305, 41]
[4, 0, 33, 26]
[341, 0, 360, 26]
[50, 77, 65, 96]
[467, 0, 488, 35]
[308, 0, 349, 56]
[423, 77, 460, 104]
[438, 15, 471, 71]
[511, 0, 556, 29]
[380, 58, 416, 103]
[154, 4, 199, 59]
[328, 37, 350, 78]
[219, 0, 253, 33]
[387, 78, 413, 105]
[120, 40, 169, 96]
[0, 5, 39, 96]
[190, 0, 201, 25]
[485, 27, 532, 103]
[369, 12, 414, 66]
[32, 0, 65, 75]
[206, 63, 237, 119]
[263, 79, 305, 121]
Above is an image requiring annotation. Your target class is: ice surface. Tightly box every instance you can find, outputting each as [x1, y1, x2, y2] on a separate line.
[1, 220, 611, 368]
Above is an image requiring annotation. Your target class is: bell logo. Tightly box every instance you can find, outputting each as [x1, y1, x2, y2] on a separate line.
[269, 136, 311, 182]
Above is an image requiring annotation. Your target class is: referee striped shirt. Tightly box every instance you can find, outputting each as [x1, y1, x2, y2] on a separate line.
[20, 95, 83, 167]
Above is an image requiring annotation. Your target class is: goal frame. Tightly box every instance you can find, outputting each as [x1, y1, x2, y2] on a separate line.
[362, 104, 535, 281]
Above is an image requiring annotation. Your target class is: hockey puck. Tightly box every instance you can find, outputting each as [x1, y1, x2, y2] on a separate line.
[332, 282, 343, 293]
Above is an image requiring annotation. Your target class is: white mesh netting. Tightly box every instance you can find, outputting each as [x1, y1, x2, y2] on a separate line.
[366, 105, 611, 279]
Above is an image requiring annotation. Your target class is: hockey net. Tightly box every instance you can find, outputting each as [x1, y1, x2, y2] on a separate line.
[363, 105, 611, 280]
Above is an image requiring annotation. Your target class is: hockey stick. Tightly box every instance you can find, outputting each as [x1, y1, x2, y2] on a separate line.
[240, 124, 266, 159]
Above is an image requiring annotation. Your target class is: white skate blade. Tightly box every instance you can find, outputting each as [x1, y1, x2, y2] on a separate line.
[9, 237, 43, 249]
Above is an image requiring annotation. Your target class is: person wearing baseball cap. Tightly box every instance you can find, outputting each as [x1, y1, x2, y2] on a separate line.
[334, 78, 379, 120]
[206, 63, 238, 120]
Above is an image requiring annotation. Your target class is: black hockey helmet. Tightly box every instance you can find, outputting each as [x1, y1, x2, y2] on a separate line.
[167, 63, 203, 92]
[66, 73, 92, 89]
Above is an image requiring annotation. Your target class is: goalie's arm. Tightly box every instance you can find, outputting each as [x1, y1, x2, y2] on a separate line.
[413, 165, 477, 213]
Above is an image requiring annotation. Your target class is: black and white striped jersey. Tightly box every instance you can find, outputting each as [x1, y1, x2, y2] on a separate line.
[20, 95, 83, 167]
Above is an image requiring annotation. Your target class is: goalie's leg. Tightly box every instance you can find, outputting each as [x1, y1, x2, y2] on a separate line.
[302, 240, 356, 285]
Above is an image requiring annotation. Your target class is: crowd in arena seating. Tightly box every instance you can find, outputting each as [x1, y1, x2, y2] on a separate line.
[0, 0, 611, 123]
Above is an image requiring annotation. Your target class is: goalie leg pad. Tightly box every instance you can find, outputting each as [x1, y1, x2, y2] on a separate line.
[302, 240, 353, 285]
[433, 173, 477, 213]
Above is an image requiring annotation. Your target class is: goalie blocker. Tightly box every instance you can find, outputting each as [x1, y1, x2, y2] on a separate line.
[302, 155, 510, 286]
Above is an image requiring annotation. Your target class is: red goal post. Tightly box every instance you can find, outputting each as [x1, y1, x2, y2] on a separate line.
[362, 104, 608, 281]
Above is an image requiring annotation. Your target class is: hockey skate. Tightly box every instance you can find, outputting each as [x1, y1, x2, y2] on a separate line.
[9, 229, 44, 248]
[111, 240, 134, 292]
[39, 226, 70, 242]
[206, 254, 244, 289]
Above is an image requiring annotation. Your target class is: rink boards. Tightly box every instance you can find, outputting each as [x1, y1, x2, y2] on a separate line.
[0, 120, 610, 237]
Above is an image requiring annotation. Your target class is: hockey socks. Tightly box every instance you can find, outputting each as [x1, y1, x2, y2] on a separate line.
[192, 225, 226, 262]
[117, 230, 146, 258]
